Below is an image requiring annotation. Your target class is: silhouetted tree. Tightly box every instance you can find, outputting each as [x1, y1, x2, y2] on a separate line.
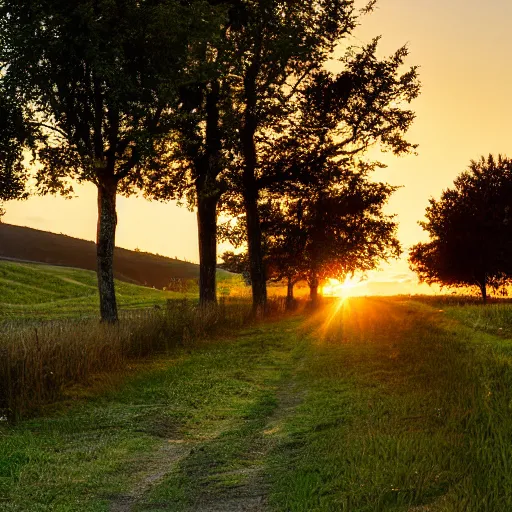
[259, 42, 420, 196]
[0, 88, 37, 218]
[225, 0, 358, 315]
[223, 165, 401, 305]
[140, 2, 242, 307]
[409, 155, 512, 302]
[0, 0, 223, 321]
[273, 170, 401, 303]
[219, 250, 251, 285]
[223, 31, 419, 314]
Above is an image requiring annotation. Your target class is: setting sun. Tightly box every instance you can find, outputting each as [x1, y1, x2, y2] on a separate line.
[322, 277, 362, 299]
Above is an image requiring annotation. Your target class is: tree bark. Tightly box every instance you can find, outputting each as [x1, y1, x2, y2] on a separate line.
[244, 188, 267, 315]
[197, 191, 219, 306]
[286, 277, 295, 310]
[479, 280, 487, 304]
[309, 276, 319, 304]
[195, 80, 222, 307]
[241, 41, 267, 316]
[96, 180, 118, 323]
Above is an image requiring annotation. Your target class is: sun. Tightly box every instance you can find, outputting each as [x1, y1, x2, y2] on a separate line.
[322, 277, 360, 299]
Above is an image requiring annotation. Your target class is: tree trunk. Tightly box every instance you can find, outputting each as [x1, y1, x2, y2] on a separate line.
[194, 79, 222, 308]
[197, 191, 218, 306]
[479, 281, 487, 304]
[286, 277, 295, 310]
[96, 180, 118, 323]
[244, 190, 267, 315]
[309, 276, 319, 304]
[241, 43, 266, 316]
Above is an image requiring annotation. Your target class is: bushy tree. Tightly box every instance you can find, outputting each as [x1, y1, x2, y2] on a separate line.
[268, 168, 401, 302]
[409, 155, 512, 302]
[222, 163, 401, 304]
[226, 0, 358, 314]
[218, 250, 251, 285]
[222, 31, 419, 314]
[0, 0, 223, 321]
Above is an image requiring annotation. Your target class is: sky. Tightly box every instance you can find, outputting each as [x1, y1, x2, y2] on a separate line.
[4, 0, 512, 295]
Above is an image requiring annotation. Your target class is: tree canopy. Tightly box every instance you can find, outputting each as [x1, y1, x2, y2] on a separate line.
[0, 0, 226, 320]
[0, 0, 420, 317]
[409, 155, 512, 302]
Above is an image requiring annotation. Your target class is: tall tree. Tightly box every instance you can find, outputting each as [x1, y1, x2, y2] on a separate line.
[1, 0, 223, 321]
[265, 167, 401, 302]
[221, 164, 401, 305]
[409, 155, 512, 302]
[223, 24, 419, 314]
[141, 3, 237, 307]
[226, 0, 358, 315]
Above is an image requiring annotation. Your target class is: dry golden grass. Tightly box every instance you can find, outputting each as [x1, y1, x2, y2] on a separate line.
[0, 297, 289, 420]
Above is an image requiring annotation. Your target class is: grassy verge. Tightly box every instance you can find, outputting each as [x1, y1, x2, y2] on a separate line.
[6, 297, 512, 511]
[0, 318, 304, 511]
[1, 297, 293, 420]
[268, 297, 512, 511]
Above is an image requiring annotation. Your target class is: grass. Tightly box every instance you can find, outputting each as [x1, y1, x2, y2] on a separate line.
[5, 295, 512, 510]
[0, 260, 246, 321]
[0, 318, 304, 511]
[267, 298, 512, 511]
[1, 296, 289, 420]
[0, 259, 282, 420]
[0, 222, 235, 289]
[0, 260, 193, 321]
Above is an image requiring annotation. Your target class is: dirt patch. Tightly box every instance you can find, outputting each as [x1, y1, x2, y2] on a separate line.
[109, 440, 194, 512]
[188, 379, 304, 512]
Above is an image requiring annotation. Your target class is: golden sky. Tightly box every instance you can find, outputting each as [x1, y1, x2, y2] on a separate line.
[4, 0, 512, 295]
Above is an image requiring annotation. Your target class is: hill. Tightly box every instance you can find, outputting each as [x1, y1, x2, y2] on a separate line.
[0, 223, 231, 288]
[0, 259, 194, 321]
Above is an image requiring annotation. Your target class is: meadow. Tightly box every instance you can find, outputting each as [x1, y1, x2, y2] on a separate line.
[4, 268, 512, 510]
[0, 260, 243, 321]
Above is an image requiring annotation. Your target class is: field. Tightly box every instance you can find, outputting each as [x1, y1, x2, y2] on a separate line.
[0, 260, 239, 321]
[0, 223, 234, 289]
[4, 286, 512, 510]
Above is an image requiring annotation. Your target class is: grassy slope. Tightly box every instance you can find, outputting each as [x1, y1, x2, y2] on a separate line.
[3, 298, 512, 510]
[0, 223, 234, 289]
[0, 260, 195, 320]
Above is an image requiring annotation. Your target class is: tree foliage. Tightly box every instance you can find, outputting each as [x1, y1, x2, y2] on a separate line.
[409, 155, 512, 301]
[0, 0, 225, 320]
[222, 163, 401, 301]
[266, 167, 400, 295]
[258, 40, 420, 195]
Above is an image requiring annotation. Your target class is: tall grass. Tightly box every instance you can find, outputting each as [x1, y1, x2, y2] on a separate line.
[0, 297, 288, 421]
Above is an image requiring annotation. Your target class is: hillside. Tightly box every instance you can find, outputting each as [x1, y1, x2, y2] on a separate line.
[0, 259, 193, 320]
[0, 223, 231, 288]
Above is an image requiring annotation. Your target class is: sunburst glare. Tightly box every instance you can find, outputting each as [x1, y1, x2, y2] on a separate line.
[322, 277, 362, 300]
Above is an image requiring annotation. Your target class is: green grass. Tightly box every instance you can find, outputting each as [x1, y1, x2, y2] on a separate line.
[0, 318, 304, 511]
[5, 297, 512, 510]
[268, 298, 512, 511]
[0, 260, 236, 320]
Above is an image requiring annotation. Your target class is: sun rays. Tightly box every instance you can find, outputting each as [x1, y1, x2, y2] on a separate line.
[322, 277, 363, 300]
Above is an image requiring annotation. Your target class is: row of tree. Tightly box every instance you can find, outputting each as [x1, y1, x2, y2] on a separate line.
[0, 0, 420, 321]
[410, 155, 512, 302]
[220, 165, 401, 305]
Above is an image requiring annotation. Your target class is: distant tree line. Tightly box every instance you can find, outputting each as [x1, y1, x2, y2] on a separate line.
[0, 0, 420, 321]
